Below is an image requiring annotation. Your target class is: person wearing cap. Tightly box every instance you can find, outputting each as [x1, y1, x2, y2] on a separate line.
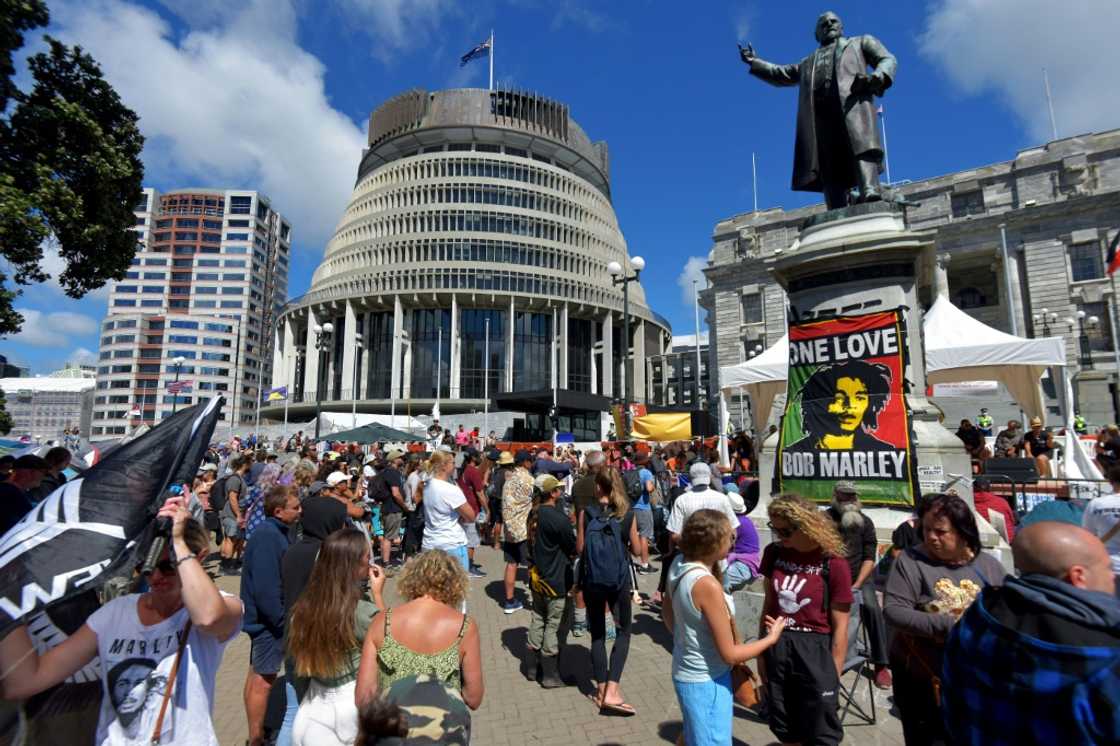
[526, 474, 576, 688]
[457, 449, 487, 578]
[373, 450, 407, 570]
[487, 451, 515, 545]
[976, 408, 993, 437]
[723, 484, 761, 593]
[1023, 416, 1055, 477]
[0, 454, 48, 535]
[500, 450, 536, 613]
[826, 481, 892, 689]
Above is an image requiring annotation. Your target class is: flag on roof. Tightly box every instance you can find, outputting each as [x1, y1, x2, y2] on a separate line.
[1107, 228, 1120, 276]
[266, 386, 288, 402]
[166, 380, 193, 394]
[460, 35, 491, 67]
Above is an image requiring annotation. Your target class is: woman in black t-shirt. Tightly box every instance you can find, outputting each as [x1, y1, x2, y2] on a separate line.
[1023, 417, 1054, 477]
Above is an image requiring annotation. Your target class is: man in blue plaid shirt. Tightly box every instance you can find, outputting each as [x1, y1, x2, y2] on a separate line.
[942, 522, 1120, 745]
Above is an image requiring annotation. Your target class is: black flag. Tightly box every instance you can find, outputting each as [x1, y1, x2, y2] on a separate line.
[0, 397, 223, 638]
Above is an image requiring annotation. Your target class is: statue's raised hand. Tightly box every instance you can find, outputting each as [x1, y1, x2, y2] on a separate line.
[738, 43, 756, 64]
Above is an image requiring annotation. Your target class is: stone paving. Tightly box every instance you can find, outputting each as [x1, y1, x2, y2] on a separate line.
[211, 547, 905, 745]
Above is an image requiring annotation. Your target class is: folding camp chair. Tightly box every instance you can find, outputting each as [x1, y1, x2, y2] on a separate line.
[838, 606, 877, 725]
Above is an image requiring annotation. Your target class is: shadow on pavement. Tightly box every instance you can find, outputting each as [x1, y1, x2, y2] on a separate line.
[631, 608, 673, 652]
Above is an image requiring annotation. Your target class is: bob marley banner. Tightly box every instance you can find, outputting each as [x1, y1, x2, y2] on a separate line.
[775, 309, 917, 506]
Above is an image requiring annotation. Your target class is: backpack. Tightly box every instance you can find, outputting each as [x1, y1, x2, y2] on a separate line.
[581, 508, 629, 591]
[209, 475, 231, 512]
[369, 472, 391, 505]
[620, 469, 644, 503]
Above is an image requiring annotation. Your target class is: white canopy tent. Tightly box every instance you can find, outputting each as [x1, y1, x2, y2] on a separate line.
[923, 296, 1066, 421]
[720, 297, 1067, 431]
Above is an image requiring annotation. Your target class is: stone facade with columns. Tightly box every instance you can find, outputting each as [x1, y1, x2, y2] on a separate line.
[702, 129, 1120, 429]
[265, 88, 670, 434]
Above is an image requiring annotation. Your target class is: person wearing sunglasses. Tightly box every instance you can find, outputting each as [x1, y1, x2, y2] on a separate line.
[758, 494, 852, 746]
[0, 490, 244, 744]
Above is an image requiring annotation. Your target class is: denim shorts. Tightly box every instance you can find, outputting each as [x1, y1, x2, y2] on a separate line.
[446, 544, 470, 571]
[673, 671, 733, 746]
[250, 631, 284, 675]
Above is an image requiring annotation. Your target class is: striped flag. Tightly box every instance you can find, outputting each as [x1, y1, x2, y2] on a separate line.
[166, 380, 193, 394]
[1107, 229, 1120, 276]
[460, 35, 491, 67]
[266, 386, 288, 402]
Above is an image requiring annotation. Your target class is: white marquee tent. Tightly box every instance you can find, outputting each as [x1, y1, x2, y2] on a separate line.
[720, 296, 1067, 431]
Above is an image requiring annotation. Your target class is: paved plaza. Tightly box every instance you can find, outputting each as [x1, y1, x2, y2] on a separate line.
[211, 547, 904, 746]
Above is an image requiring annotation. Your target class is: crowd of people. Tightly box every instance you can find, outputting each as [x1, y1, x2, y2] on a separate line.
[1, 422, 1119, 745]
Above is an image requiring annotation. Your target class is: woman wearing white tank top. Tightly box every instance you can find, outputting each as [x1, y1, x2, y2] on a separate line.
[662, 509, 786, 745]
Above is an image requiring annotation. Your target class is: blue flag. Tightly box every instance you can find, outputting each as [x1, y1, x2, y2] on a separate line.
[460, 36, 491, 67]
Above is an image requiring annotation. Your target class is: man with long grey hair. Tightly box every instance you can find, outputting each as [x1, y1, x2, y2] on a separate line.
[826, 481, 892, 688]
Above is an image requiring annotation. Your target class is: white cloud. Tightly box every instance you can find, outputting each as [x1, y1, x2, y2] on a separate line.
[334, 0, 460, 64]
[676, 256, 709, 308]
[49, 0, 368, 250]
[919, 0, 1120, 143]
[67, 347, 98, 366]
[6, 309, 99, 348]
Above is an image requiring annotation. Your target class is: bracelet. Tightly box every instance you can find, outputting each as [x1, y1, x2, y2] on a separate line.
[174, 554, 199, 568]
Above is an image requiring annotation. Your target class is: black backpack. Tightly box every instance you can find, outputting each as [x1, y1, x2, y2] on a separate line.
[620, 469, 644, 503]
[369, 472, 391, 505]
[209, 475, 231, 512]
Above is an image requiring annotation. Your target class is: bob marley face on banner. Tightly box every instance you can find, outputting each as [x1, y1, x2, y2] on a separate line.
[776, 309, 917, 506]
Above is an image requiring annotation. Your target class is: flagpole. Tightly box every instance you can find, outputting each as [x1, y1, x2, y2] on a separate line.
[283, 394, 289, 437]
[751, 152, 758, 213]
[878, 106, 892, 186]
[1043, 68, 1058, 141]
[489, 30, 494, 91]
[484, 317, 490, 440]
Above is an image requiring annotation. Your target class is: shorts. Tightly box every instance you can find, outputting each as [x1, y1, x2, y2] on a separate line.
[370, 505, 383, 537]
[221, 515, 241, 540]
[674, 671, 733, 746]
[764, 631, 842, 745]
[502, 540, 529, 566]
[445, 544, 470, 571]
[463, 521, 481, 549]
[634, 509, 654, 540]
[250, 631, 284, 676]
[381, 511, 402, 540]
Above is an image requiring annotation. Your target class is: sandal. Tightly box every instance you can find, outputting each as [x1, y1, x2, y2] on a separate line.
[588, 692, 636, 716]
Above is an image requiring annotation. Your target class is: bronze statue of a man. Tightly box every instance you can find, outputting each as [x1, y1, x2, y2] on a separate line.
[740, 11, 897, 209]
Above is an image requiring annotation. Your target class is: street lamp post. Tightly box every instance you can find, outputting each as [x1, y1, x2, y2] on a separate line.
[608, 256, 645, 436]
[1070, 310, 1100, 370]
[1032, 307, 1059, 337]
[352, 334, 363, 429]
[313, 321, 334, 441]
[170, 356, 186, 417]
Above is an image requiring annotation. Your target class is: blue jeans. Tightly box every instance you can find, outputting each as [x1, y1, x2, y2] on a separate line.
[274, 679, 298, 746]
[722, 560, 756, 592]
[674, 671, 733, 745]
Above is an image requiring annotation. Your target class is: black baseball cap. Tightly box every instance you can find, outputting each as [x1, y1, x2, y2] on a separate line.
[514, 449, 533, 464]
[13, 454, 49, 471]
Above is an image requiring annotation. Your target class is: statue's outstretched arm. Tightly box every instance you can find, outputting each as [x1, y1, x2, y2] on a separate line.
[748, 58, 801, 87]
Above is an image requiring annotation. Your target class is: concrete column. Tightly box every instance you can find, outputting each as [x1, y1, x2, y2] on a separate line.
[271, 324, 284, 391]
[391, 296, 405, 399]
[590, 342, 599, 395]
[601, 314, 614, 398]
[450, 294, 460, 399]
[560, 303, 569, 389]
[634, 320, 647, 404]
[341, 301, 357, 401]
[506, 296, 515, 391]
[282, 316, 296, 391]
[1005, 246, 1027, 337]
[549, 306, 558, 394]
[304, 308, 321, 401]
[358, 310, 370, 400]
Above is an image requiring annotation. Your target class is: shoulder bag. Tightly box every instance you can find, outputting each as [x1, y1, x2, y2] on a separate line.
[150, 620, 192, 745]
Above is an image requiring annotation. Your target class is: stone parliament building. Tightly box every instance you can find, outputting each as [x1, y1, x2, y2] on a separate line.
[702, 129, 1120, 429]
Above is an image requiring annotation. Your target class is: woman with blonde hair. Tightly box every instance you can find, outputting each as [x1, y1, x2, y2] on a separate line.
[355, 549, 484, 711]
[759, 494, 852, 746]
[664, 508, 785, 745]
[287, 528, 386, 745]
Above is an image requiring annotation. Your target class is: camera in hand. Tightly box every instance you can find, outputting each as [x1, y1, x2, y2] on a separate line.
[140, 484, 184, 576]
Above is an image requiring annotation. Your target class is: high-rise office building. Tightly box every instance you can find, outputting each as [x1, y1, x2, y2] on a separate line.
[266, 88, 670, 440]
[92, 187, 291, 435]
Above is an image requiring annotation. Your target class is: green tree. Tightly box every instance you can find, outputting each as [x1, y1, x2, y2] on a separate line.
[0, 0, 145, 334]
[0, 386, 12, 436]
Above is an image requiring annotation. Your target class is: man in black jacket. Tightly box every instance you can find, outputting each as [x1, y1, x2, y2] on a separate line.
[527, 475, 576, 688]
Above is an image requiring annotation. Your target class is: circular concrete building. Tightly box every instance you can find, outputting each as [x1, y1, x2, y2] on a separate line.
[268, 88, 669, 440]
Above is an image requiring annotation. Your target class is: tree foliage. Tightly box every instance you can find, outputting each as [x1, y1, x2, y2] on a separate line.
[0, 387, 12, 436]
[0, 0, 145, 334]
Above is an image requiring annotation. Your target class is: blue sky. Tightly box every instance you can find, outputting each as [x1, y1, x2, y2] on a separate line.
[3, 0, 1117, 373]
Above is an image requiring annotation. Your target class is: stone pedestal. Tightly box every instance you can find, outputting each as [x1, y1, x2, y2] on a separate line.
[1074, 369, 1116, 424]
[749, 203, 1008, 559]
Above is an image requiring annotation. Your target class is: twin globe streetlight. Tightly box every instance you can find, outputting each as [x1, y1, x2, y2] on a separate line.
[312, 321, 334, 440]
[608, 256, 645, 436]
